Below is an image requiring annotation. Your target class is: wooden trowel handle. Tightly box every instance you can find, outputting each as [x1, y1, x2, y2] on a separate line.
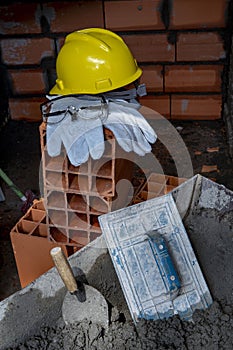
[50, 247, 78, 293]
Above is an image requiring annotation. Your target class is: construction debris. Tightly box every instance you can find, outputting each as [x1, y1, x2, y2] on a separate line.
[207, 146, 219, 153]
[201, 164, 218, 173]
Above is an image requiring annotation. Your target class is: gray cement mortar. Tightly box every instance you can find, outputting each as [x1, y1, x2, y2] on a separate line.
[1, 175, 233, 349]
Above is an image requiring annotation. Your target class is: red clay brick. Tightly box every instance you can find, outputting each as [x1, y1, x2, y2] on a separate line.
[9, 69, 46, 95]
[177, 33, 225, 61]
[170, 0, 226, 29]
[48, 1, 104, 33]
[1, 38, 54, 65]
[141, 65, 163, 92]
[0, 3, 41, 34]
[171, 95, 222, 120]
[9, 98, 46, 122]
[140, 95, 170, 119]
[122, 34, 175, 62]
[165, 65, 223, 93]
[105, 0, 164, 30]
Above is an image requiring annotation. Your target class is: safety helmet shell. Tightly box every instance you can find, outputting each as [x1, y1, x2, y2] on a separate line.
[50, 28, 142, 95]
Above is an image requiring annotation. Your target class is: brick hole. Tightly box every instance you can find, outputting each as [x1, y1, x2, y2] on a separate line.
[69, 229, 89, 246]
[17, 220, 37, 234]
[89, 196, 109, 214]
[48, 209, 66, 227]
[92, 159, 113, 177]
[31, 224, 48, 238]
[67, 193, 88, 211]
[90, 214, 101, 231]
[34, 201, 45, 211]
[46, 171, 67, 189]
[49, 227, 68, 243]
[44, 151, 66, 171]
[47, 191, 65, 208]
[68, 212, 88, 230]
[90, 231, 101, 242]
[68, 174, 89, 192]
[24, 208, 45, 222]
[93, 177, 113, 196]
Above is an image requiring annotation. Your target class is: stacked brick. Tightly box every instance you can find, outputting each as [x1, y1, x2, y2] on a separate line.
[40, 122, 133, 252]
[131, 173, 187, 204]
[10, 199, 70, 287]
[0, 0, 230, 124]
[10, 122, 134, 287]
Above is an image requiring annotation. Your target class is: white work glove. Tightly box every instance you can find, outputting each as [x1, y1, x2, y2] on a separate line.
[44, 96, 106, 166]
[103, 101, 157, 156]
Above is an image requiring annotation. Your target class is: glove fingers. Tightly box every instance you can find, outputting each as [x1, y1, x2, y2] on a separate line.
[105, 123, 134, 153]
[132, 113, 157, 144]
[139, 125, 157, 144]
[124, 124, 152, 156]
[85, 126, 105, 160]
[68, 137, 89, 166]
[109, 102, 157, 144]
[46, 127, 62, 157]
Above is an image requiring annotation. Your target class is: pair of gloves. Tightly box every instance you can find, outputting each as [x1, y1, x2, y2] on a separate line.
[43, 96, 157, 166]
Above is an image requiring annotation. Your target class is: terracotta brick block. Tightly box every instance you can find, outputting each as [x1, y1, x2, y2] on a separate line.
[177, 33, 225, 61]
[122, 34, 175, 62]
[47, 1, 104, 33]
[171, 95, 222, 120]
[9, 97, 46, 122]
[170, 0, 226, 29]
[10, 199, 71, 288]
[0, 3, 41, 34]
[131, 173, 187, 204]
[105, 0, 164, 30]
[165, 65, 223, 92]
[1, 38, 54, 65]
[9, 69, 46, 95]
[140, 95, 170, 119]
[141, 65, 163, 92]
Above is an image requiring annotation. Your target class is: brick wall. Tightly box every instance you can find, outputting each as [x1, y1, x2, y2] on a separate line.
[0, 0, 231, 122]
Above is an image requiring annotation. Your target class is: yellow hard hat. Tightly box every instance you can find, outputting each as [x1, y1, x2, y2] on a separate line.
[49, 28, 142, 95]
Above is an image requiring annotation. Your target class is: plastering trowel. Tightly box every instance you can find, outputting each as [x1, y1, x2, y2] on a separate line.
[50, 247, 109, 329]
[99, 193, 213, 323]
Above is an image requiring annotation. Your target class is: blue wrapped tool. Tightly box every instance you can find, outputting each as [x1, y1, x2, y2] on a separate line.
[147, 231, 181, 300]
